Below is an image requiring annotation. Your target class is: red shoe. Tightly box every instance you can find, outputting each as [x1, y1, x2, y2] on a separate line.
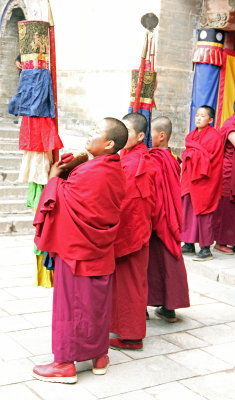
[32, 362, 77, 384]
[110, 338, 143, 350]
[92, 354, 110, 375]
[214, 244, 234, 254]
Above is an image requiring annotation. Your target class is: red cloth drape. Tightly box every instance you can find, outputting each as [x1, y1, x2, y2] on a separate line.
[220, 113, 235, 202]
[114, 142, 155, 258]
[19, 116, 63, 152]
[181, 126, 223, 215]
[149, 147, 182, 259]
[34, 153, 126, 275]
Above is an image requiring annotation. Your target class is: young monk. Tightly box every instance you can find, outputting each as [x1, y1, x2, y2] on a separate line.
[110, 112, 155, 350]
[147, 117, 190, 322]
[213, 112, 235, 254]
[32, 117, 128, 383]
[181, 105, 224, 261]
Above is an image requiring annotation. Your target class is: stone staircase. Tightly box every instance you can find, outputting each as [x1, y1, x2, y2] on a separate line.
[0, 119, 34, 235]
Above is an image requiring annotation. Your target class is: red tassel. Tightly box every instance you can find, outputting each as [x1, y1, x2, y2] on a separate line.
[192, 46, 223, 66]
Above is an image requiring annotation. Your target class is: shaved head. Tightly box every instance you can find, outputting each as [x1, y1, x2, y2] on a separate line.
[104, 117, 128, 153]
[152, 116, 172, 140]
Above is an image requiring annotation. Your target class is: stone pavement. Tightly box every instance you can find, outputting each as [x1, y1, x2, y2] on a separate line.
[0, 235, 235, 400]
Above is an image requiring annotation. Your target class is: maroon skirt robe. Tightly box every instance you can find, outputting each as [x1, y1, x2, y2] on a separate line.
[213, 116, 235, 246]
[181, 194, 214, 247]
[52, 255, 112, 363]
[110, 245, 149, 340]
[148, 232, 190, 310]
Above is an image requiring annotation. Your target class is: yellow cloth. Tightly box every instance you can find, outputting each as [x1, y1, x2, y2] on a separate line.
[221, 54, 235, 127]
[34, 254, 54, 288]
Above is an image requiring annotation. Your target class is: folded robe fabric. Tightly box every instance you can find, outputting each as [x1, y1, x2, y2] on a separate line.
[114, 142, 155, 258]
[220, 113, 235, 202]
[8, 69, 55, 117]
[181, 126, 223, 215]
[34, 153, 126, 276]
[19, 116, 63, 152]
[149, 147, 182, 259]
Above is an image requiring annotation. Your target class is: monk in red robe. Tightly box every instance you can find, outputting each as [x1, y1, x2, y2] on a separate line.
[32, 118, 128, 383]
[147, 117, 190, 322]
[213, 112, 235, 254]
[110, 113, 155, 350]
[181, 105, 223, 261]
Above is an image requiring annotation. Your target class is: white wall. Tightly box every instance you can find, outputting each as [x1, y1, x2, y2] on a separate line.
[49, 0, 161, 71]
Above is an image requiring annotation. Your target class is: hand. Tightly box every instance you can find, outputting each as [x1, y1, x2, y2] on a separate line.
[49, 162, 63, 179]
[15, 60, 22, 70]
[58, 152, 88, 172]
[57, 152, 74, 166]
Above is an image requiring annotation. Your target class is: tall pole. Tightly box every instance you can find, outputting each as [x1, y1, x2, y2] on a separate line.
[133, 32, 149, 112]
[48, 0, 59, 162]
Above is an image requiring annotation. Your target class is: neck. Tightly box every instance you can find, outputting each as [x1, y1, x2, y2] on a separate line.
[125, 141, 143, 153]
[197, 125, 209, 132]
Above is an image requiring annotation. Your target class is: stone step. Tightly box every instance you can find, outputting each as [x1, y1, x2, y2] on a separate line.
[0, 138, 19, 151]
[0, 214, 34, 234]
[0, 120, 20, 138]
[0, 170, 19, 183]
[0, 199, 33, 214]
[184, 249, 235, 287]
[0, 154, 22, 169]
[0, 185, 28, 199]
[0, 149, 23, 156]
[0, 129, 20, 139]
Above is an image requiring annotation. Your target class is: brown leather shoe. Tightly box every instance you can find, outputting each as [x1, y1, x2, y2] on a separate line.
[32, 362, 77, 383]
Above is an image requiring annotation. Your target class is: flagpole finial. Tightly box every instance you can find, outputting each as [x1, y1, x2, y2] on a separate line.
[141, 13, 158, 32]
[48, 0, 54, 26]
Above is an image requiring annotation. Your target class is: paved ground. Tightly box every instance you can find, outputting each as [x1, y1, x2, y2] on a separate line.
[0, 235, 235, 400]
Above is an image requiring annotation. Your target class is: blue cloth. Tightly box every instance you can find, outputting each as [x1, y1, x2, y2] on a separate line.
[128, 107, 152, 148]
[190, 63, 220, 131]
[43, 251, 55, 271]
[8, 69, 55, 117]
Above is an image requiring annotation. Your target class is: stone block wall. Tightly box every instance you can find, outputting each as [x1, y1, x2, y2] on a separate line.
[153, 0, 202, 154]
[56, 69, 131, 134]
[0, 6, 25, 119]
[0, 0, 203, 154]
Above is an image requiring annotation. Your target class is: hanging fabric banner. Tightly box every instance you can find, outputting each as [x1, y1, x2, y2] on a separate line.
[190, 28, 225, 131]
[190, 63, 221, 131]
[216, 49, 235, 129]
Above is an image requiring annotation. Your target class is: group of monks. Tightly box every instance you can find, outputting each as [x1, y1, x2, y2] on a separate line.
[31, 106, 235, 384]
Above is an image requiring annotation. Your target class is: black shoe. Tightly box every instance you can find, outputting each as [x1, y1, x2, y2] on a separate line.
[192, 246, 213, 261]
[155, 306, 177, 323]
[181, 243, 195, 255]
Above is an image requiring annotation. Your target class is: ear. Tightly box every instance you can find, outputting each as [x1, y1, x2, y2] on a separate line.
[137, 132, 145, 142]
[159, 131, 166, 140]
[209, 118, 213, 125]
[105, 140, 115, 151]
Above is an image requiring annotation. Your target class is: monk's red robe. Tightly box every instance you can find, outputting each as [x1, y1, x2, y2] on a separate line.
[111, 142, 155, 340]
[147, 148, 189, 310]
[149, 147, 182, 259]
[114, 142, 155, 258]
[181, 126, 223, 215]
[220, 113, 235, 202]
[34, 153, 126, 276]
[213, 114, 235, 245]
